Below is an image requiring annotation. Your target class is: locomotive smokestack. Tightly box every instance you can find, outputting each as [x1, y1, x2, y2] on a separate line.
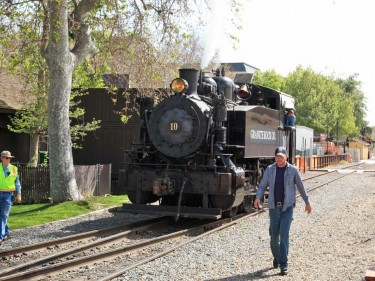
[179, 68, 199, 96]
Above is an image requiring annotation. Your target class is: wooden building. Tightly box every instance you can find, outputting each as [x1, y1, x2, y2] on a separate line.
[72, 86, 171, 180]
[0, 68, 31, 163]
[348, 137, 371, 160]
[71, 88, 141, 179]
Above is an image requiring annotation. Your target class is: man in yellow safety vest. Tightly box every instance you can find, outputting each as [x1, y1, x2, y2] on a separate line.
[0, 150, 22, 244]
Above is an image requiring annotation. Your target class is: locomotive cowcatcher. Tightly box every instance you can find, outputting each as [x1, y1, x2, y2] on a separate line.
[119, 67, 296, 219]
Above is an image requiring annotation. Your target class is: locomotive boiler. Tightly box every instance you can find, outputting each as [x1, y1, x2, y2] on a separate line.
[119, 67, 296, 219]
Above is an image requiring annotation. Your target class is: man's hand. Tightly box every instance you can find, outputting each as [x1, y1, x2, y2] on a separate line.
[253, 198, 262, 209]
[305, 203, 312, 214]
[15, 193, 21, 203]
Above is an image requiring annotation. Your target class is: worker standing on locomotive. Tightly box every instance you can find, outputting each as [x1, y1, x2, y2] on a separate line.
[284, 109, 296, 130]
[253, 146, 312, 276]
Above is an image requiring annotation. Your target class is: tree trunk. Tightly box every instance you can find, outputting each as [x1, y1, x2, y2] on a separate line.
[47, 67, 82, 202]
[44, 0, 82, 202]
[28, 133, 39, 167]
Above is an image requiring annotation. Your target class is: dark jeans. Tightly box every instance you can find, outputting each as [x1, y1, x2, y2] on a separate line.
[269, 205, 294, 269]
[0, 192, 13, 239]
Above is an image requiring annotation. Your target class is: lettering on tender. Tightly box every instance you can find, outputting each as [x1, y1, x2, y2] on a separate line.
[250, 129, 276, 140]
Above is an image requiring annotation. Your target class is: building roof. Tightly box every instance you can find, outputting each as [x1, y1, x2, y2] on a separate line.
[352, 137, 371, 146]
[220, 62, 259, 73]
[0, 68, 33, 110]
[212, 62, 259, 82]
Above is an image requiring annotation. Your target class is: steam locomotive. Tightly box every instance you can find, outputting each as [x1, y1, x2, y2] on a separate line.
[119, 67, 296, 219]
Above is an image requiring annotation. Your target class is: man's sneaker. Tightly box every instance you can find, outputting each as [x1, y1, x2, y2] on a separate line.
[273, 258, 279, 268]
[2, 235, 10, 241]
[280, 267, 288, 275]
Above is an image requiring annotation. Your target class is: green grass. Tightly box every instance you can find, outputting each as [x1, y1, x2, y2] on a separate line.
[8, 195, 129, 230]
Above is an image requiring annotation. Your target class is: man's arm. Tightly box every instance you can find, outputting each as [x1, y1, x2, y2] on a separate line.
[295, 169, 312, 214]
[15, 174, 21, 203]
[253, 167, 271, 208]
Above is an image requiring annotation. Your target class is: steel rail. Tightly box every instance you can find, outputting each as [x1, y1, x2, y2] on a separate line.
[99, 211, 265, 281]
[304, 170, 357, 193]
[0, 219, 224, 280]
[0, 218, 172, 280]
[302, 161, 372, 181]
[0, 216, 168, 257]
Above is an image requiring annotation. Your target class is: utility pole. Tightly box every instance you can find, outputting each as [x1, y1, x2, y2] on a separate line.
[326, 115, 329, 154]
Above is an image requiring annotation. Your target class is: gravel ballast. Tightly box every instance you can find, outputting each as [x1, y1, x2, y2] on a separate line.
[2, 162, 375, 281]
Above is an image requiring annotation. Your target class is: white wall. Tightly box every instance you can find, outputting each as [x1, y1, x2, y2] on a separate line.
[296, 125, 314, 155]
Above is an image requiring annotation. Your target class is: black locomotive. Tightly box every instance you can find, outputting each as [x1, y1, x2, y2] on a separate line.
[119, 67, 296, 219]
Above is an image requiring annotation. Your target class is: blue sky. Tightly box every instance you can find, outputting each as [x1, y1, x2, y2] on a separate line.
[202, 0, 375, 126]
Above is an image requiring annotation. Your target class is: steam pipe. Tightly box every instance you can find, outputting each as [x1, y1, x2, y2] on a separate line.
[175, 178, 188, 221]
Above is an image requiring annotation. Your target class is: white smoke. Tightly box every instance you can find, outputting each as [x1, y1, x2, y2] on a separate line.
[199, 0, 230, 69]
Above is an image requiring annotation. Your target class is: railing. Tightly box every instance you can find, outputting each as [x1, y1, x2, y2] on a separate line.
[17, 164, 112, 203]
[311, 154, 348, 169]
[295, 154, 348, 172]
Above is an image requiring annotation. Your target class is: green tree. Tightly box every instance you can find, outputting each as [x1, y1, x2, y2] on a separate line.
[254, 66, 361, 139]
[6, 65, 102, 167]
[1, 17, 50, 167]
[7, 96, 47, 167]
[252, 69, 285, 90]
[284, 66, 358, 138]
[2, 4, 103, 167]
[335, 74, 367, 133]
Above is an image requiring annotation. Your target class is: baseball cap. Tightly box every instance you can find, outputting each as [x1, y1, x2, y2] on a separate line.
[1, 151, 15, 158]
[275, 147, 287, 157]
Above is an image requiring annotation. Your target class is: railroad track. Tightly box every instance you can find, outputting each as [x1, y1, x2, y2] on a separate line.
[97, 212, 264, 281]
[0, 216, 168, 258]
[303, 169, 357, 193]
[0, 211, 265, 281]
[1, 161, 373, 280]
[0, 217, 173, 280]
[303, 160, 375, 182]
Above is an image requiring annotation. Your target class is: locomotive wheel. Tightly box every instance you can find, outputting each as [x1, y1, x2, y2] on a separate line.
[222, 206, 238, 218]
[241, 195, 255, 213]
[127, 191, 159, 204]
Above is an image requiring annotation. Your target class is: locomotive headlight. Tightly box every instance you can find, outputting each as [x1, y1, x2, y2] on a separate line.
[170, 78, 188, 94]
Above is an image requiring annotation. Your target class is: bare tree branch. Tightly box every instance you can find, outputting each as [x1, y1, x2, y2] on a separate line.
[70, 0, 100, 67]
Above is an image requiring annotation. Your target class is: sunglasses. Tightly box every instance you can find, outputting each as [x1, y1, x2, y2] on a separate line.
[2, 157, 11, 160]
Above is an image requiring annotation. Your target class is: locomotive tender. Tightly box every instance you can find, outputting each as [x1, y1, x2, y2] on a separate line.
[119, 67, 296, 219]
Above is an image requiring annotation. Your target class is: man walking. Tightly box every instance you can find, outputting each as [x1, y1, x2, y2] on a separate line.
[253, 146, 312, 275]
[0, 150, 22, 244]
